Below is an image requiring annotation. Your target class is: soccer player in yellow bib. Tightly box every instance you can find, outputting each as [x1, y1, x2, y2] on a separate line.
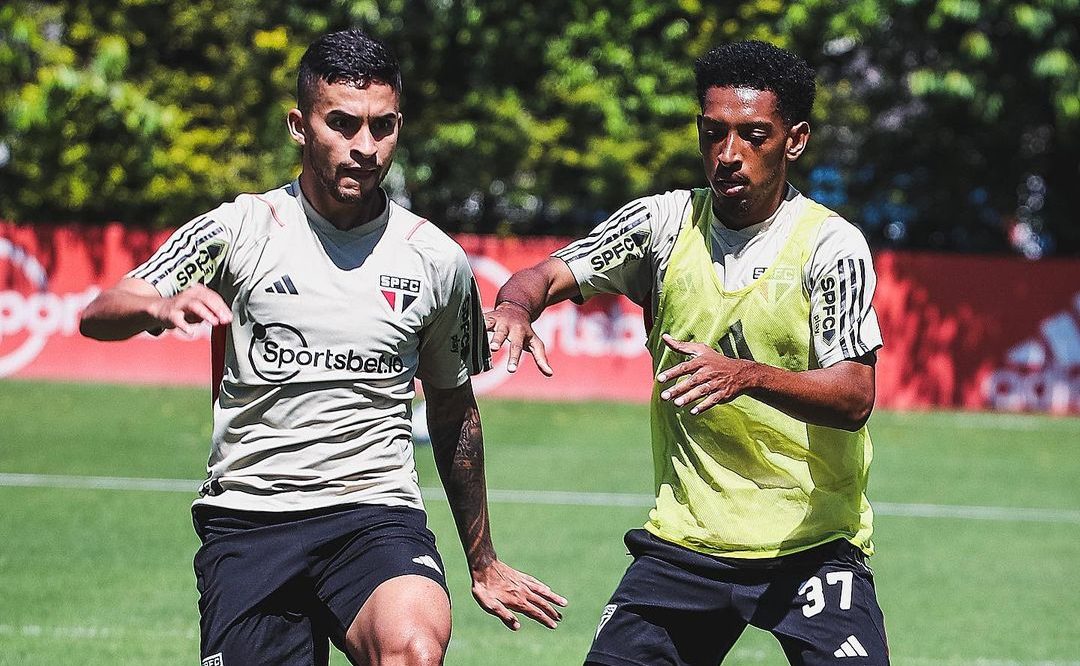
[486, 41, 889, 665]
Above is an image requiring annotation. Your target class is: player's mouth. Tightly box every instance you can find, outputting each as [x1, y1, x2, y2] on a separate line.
[714, 177, 748, 197]
[341, 166, 380, 182]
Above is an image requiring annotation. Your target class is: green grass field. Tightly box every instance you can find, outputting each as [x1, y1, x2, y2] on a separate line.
[1, 379, 1078, 665]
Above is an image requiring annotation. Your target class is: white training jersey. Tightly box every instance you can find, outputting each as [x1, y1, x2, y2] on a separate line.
[128, 181, 490, 512]
[553, 185, 882, 367]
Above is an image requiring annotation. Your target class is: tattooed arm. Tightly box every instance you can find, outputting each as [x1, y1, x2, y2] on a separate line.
[424, 380, 567, 630]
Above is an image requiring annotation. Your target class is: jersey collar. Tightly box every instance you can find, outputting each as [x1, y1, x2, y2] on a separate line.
[292, 180, 392, 238]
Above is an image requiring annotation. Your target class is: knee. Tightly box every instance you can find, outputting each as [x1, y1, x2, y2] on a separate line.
[346, 626, 447, 666]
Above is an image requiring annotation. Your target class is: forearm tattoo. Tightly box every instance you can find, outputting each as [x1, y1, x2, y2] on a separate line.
[426, 383, 496, 570]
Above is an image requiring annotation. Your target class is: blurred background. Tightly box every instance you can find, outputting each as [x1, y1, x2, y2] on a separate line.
[1, 2, 1079, 665]
[2, 0, 1078, 255]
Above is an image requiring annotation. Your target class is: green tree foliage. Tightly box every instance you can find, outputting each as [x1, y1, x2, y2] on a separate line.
[1, 1, 1078, 254]
[783, 0, 1080, 253]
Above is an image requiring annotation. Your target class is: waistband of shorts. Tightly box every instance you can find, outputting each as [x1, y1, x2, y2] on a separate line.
[626, 529, 859, 573]
[192, 501, 424, 527]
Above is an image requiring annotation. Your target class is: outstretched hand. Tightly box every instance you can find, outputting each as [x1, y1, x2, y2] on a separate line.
[150, 284, 232, 336]
[471, 559, 567, 631]
[484, 302, 553, 376]
[657, 333, 753, 414]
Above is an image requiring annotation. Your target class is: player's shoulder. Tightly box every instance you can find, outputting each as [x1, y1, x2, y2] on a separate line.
[643, 189, 695, 219]
[204, 182, 302, 236]
[386, 200, 469, 266]
[603, 189, 694, 242]
[234, 183, 303, 223]
[798, 192, 871, 253]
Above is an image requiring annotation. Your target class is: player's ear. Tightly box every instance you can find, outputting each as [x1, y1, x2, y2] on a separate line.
[287, 108, 306, 147]
[785, 121, 809, 161]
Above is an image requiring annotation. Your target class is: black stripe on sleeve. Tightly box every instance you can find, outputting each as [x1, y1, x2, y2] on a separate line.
[845, 258, 860, 355]
[552, 202, 650, 263]
[130, 216, 217, 283]
[467, 277, 492, 374]
[853, 258, 868, 354]
[836, 259, 851, 358]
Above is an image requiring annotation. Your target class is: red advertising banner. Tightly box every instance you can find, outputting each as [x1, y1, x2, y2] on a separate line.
[2, 222, 1078, 413]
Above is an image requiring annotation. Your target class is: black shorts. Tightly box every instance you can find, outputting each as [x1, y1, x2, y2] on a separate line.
[586, 530, 889, 666]
[192, 503, 448, 666]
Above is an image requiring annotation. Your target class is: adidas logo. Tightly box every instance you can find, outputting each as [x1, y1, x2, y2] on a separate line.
[984, 291, 1079, 413]
[412, 555, 442, 574]
[265, 274, 298, 295]
[594, 603, 617, 639]
[834, 635, 868, 658]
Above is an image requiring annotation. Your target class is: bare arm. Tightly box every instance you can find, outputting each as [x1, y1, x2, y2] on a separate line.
[79, 278, 232, 341]
[484, 257, 580, 375]
[424, 380, 567, 630]
[657, 333, 876, 431]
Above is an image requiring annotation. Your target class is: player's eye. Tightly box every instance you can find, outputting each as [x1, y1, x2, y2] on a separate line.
[371, 116, 397, 139]
[702, 127, 725, 142]
[741, 127, 770, 145]
[328, 116, 357, 134]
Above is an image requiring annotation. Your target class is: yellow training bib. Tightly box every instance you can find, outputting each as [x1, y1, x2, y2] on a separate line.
[645, 189, 874, 558]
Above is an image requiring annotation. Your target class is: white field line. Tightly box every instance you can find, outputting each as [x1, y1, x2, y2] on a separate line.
[2, 472, 1079, 525]
[0, 623, 197, 641]
[874, 410, 1080, 433]
[1, 623, 1076, 666]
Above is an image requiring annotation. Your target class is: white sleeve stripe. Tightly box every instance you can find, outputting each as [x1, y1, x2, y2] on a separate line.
[131, 216, 217, 283]
[552, 203, 650, 262]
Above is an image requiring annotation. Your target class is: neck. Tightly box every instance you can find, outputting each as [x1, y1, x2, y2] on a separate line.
[713, 185, 787, 230]
[298, 171, 386, 231]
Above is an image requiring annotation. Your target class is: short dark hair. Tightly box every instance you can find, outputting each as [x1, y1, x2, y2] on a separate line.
[297, 28, 402, 112]
[694, 41, 816, 126]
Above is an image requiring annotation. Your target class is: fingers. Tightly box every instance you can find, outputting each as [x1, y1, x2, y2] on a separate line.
[186, 285, 232, 326]
[473, 564, 566, 631]
[507, 340, 524, 374]
[663, 377, 718, 409]
[484, 309, 554, 376]
[157, 285, 232, 335]
[518, 573, 566, 627]
[687, 391, 727, 415]
[487, 320, 509, 352]
[656, 359, 695, 383]
[485, 598, 522, 631]
[165, 310, 195, 337]
[497, 588, 560, 629]
[528, 336, 553, 377]
[184, 299, 220, 327]
[661, 333, 700, 355]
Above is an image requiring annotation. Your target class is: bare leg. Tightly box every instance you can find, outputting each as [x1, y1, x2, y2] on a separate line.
[344, 575, 451, 666]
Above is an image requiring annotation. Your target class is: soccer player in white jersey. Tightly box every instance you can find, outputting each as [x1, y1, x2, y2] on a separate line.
[486, 41, 889, 665]
[80, 28, 565, 666]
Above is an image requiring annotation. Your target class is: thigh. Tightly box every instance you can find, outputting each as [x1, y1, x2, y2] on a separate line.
[586, 532, 747, 666]
[345, 575, 451, 665]
[194, 512, 329, 666]
[756, 543, 890, 666]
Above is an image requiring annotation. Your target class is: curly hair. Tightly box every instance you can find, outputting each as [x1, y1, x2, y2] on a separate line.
[297, 28, 402, 112]
[694, 41, 816, 126]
